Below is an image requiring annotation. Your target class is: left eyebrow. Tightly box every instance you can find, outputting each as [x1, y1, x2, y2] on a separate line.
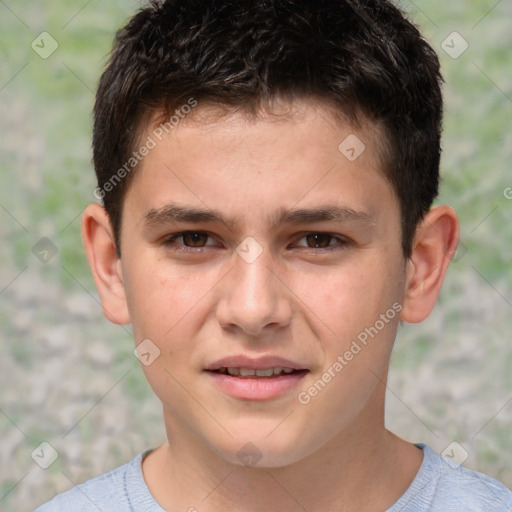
[272, 206, 375, 227]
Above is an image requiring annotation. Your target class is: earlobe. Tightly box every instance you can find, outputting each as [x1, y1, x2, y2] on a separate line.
[401, 205, 459, 324]
[81, 203, 131, 325]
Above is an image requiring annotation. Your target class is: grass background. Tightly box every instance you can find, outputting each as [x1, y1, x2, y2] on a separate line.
[0, 0, 511, 510]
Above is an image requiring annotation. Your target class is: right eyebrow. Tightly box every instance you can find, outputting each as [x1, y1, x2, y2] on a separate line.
[143, 204, 235, 230]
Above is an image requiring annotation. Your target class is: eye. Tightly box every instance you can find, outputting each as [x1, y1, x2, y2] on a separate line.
[163, 231, 216, 250]
[181, 232, 210, 247]
[294, 232, 348, 249]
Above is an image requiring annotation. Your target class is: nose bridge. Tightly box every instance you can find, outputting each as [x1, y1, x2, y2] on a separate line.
[236, 251, 272, 306]
[216, 245, 291, 335]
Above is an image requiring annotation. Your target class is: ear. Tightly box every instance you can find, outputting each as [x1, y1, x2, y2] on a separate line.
[81, 203, 130, 325]
[401, 205, 459, 323]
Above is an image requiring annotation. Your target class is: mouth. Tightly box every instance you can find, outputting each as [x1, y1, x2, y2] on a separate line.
[205, 357, 309, 400]
[210, 367, 306, 378]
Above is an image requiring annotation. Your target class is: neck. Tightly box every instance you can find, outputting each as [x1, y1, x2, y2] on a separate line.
[143, 404, 422, 511]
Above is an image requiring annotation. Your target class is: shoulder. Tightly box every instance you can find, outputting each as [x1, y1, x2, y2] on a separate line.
[390, 444, 512, 512]
[439, 456, 511, 508]
[33, 450, 163, 512]
[33, 457, 137, 512]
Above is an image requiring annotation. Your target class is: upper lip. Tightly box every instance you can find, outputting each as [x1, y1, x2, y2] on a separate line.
[205, 355, 308, 371]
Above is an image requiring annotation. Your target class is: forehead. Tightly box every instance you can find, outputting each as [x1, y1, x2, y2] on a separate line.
[142, 98, 388, 167]
[125, 99, 397, 223]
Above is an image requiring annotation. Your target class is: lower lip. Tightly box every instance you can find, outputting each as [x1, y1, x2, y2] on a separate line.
[206, 371, 308, 401]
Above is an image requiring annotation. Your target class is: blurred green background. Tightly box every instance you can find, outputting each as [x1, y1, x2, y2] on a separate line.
[0, 1, 511, 510]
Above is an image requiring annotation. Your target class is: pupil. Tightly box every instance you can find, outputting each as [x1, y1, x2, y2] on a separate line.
[184, 233, 206, 247]
[307, 233, 331, 248]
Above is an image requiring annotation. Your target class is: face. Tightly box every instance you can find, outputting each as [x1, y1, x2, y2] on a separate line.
[119, 101, 407, 467]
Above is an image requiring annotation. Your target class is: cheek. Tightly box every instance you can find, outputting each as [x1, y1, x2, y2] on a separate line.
[124, 258, 217, 342]
[292, 263, 402, 431]
[291, 258, 400, 342]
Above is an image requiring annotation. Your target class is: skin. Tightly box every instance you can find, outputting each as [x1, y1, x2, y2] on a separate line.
[82, 100, 459, 511]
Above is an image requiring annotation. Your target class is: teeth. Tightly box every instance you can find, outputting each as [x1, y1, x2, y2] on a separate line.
[255, 368, 274, 377]
[218, 367, 297, 377]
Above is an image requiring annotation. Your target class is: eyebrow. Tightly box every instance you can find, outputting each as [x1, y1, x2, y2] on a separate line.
[143, 205, 232, 229]
[273, 206, 374, 226]
[143, 204, 375, 231]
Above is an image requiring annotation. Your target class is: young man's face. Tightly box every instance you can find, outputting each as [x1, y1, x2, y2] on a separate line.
[118, 101, 408, 466]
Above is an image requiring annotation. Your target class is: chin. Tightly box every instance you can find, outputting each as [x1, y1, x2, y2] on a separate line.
[210, 429, 315, 469]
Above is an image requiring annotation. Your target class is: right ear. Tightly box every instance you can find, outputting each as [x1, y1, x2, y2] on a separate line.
[81, 203, 131, 325]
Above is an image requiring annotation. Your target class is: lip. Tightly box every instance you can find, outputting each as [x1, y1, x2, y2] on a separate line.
[205, 355, 306, 371]
[205, 355, 309, 401]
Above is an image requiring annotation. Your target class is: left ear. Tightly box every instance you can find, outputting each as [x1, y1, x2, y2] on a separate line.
[401, 205, 460, 323]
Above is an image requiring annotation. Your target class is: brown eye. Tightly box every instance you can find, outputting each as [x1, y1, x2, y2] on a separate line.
[305, 233, 333, 248]
[182, 232, 209, 247]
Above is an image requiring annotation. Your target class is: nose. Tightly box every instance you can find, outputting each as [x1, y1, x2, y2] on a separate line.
[215, 247, 292, 337]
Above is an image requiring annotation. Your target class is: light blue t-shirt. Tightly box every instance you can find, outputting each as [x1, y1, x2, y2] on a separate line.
[35, 444, 512, 511]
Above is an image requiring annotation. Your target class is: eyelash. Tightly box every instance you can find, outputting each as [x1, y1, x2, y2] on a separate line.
[162, 231, 350, 252]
